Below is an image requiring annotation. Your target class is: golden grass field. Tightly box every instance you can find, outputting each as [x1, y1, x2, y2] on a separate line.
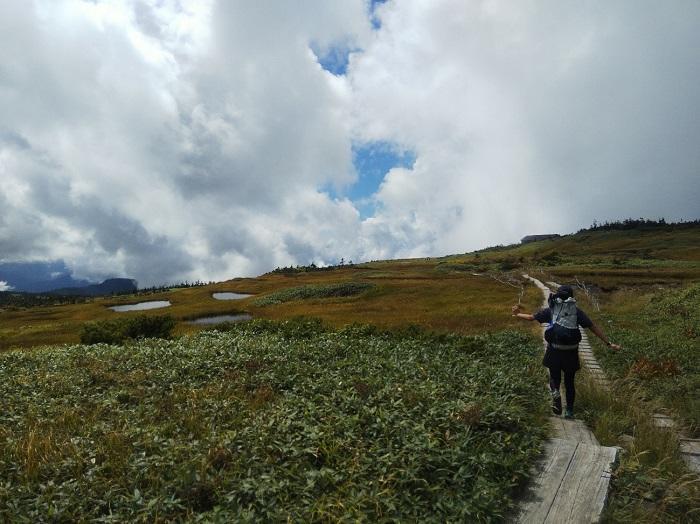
[0, 259, 544, 350]
[2, 225, 698, 351]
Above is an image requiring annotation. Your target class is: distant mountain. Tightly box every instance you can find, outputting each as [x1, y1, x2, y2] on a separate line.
[0, 261, 92, 292]
[0, 261, 137, 295]
[47, 278, 138, 296]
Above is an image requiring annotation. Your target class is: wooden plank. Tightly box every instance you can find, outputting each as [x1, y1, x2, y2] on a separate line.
[518, 440, 618, 523]
[545, 443, 618, 523]
[680, 438, 700, 452]
[652, 415, 676, 428]
[550, 418, 599, 446]
[680, 439, 700, 473]
[682, 454, 700, 473]
[548, 417, 577, 441]
[517, 439, 578, 523]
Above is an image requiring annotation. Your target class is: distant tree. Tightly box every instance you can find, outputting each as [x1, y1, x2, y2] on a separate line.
[579, 217, 698, 233]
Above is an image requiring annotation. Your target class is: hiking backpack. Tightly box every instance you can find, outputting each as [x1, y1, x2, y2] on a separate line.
[544, 296, 582, 349]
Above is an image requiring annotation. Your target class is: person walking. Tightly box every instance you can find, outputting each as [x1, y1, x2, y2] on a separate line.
[511, 285, 621, 418]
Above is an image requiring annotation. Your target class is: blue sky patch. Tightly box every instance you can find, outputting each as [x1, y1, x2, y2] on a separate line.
[369, 0, 388, 30]
[310, 1, 387, 74]
[345, 141, 416, 218]
[311, 41, 358, 76]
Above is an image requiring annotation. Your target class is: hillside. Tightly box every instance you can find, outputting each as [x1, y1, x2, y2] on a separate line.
[2, 225, 697, 352]
[1, 225, 698, 521]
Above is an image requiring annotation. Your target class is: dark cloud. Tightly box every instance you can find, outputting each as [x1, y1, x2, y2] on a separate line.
[0, 130, 31, 150]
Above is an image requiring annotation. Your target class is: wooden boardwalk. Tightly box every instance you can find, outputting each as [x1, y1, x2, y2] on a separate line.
[680, 439, 700, 472]
[649, 414, 700, 473]
[517, 437, 617, 524]
[517, 276, 618, 523]
[539, 277, 700, 475]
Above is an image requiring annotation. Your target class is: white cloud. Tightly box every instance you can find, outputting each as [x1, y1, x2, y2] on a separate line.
[0, 0, 371, 285]
[0, 280, 13, 292]
[0, 0, 698, 286]
[350, 0, 700, 252]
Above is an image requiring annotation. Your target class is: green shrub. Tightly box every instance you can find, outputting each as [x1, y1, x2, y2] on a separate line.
[575, 374, 700, 522]
[80, 315, 176, 344]
[80, 319, 125, 345]
[0, 326, 548, 521]
[252, 282, 374, 306]
[122, 315, 176, 340]
[498, 258, 520, 271]
[595, 283, 700, 434]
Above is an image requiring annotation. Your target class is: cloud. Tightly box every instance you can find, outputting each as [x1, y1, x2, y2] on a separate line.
[0, 281, 13, 292]
[349, 0, 700, 252]
[0, 0, 698, 286]
[0, 0, 371, 285]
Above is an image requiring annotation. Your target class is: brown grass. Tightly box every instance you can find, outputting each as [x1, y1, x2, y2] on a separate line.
[1, 262, 543, 350]
[3, 225, 697, 350]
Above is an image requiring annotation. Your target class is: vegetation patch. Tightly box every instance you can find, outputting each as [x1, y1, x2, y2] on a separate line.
[591, 283, 700, 434]
[0, 321, 547, 522]
[575, 374, 700, 522]
[80, 314, 176, 344]
[252, 282, 374, 306]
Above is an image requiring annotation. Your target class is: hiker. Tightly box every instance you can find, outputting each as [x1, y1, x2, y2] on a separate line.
[511, 285, 621, 419]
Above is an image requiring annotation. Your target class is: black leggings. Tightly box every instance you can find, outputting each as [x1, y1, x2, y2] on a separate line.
[549, 367, 577, 409]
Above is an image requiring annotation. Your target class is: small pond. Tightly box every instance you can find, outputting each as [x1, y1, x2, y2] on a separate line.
[212, 292, 252, 300]
[188, 313, 252, 325]
[109, 300, 172, 312]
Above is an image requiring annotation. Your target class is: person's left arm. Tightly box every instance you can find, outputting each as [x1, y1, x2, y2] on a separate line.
[579, 308, 621, 350]
[589, 322, 621, 350]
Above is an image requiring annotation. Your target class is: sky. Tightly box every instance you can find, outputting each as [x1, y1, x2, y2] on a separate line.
[1, 0, 699, 287]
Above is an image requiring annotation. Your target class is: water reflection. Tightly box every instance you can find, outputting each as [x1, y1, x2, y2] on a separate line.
[189, 314, 252, 325]
[212, 292, 252, 300]
[109, 301, 171, 312]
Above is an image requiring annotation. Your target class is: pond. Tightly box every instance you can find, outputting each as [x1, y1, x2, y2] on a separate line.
[188, 314, 252, 325]
[212, 292, 252, 300]
[109, 300, 172, 312]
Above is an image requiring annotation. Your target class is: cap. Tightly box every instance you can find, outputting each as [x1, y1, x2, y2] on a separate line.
[556, 285, 574, 299]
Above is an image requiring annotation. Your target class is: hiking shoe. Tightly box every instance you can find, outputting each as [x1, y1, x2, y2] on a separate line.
[564, 408, 574, 419]
[551, 390, 562, 415]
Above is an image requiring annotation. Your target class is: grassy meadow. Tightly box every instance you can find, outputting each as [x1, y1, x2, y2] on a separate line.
[0, 259, 544, 351]
[0, 322, 548, 521]
[1, 223, 699, 521]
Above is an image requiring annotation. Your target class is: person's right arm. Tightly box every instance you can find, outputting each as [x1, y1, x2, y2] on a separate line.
[511, 304, 535, 321]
